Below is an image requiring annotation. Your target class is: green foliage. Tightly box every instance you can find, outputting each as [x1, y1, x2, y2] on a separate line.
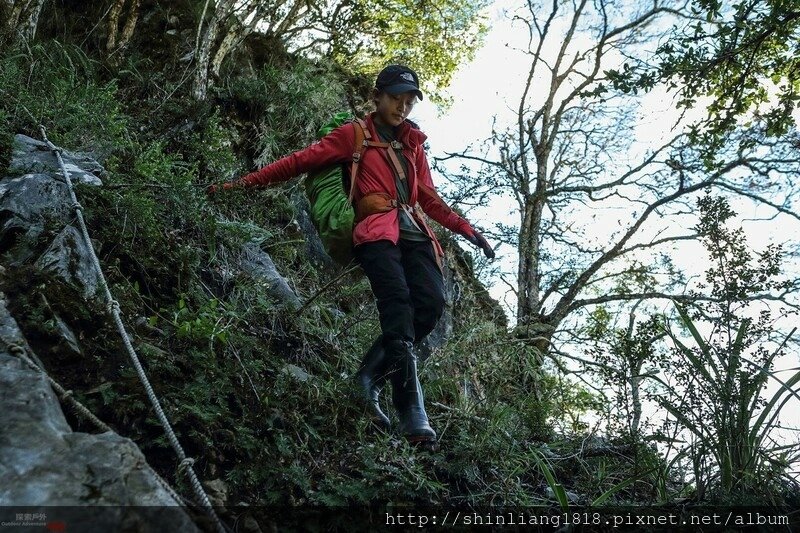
[434, 321, 556, 442]
[183, 110, 240, 184]
[550, 379, 605, 435]
[330, 0, 490, 105]
[223, 57, 348, 166]
[648, 194, 799, 503]
[608, 0, 800, 163]
[80, 137, 214, 302]
[577, 193, 799, 506]
[530, 448, 570, 510]
[610, 260, 659, 296]
[213, 219, 273, 249]
[653, 304, 798, 503]
[694, 193, 792, 307]
[0, 41, 130, 156]
[585, 310, 668, 440]
[166, 296, 235, 346]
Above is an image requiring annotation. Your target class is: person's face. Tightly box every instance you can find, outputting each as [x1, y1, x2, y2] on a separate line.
[373, 90, 418, 127]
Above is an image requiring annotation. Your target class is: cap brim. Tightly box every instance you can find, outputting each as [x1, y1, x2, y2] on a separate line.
[384, 83, 424, 101]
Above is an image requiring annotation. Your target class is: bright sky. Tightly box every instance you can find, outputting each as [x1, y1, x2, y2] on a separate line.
[410, 0, 800, 319]
[408, 0, 800, 476]
[410, 0, 699, 315]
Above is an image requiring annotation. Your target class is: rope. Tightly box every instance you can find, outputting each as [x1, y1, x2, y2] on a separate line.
[37, 126, 229, 533]
[8, 342, 112, 433]
[6, 341, 187, 506]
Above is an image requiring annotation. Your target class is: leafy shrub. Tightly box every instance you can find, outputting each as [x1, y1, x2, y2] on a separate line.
[167, 296, 235, 346]
[80, 138, 214, 303]
[0, 41, 130, 157]
[649, 194, 799, 504]
[223, 57, 348, 166]
[183, 110, 241, 185]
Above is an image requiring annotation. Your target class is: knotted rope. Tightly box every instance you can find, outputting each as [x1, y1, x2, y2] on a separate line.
[38, 126, 229, 533]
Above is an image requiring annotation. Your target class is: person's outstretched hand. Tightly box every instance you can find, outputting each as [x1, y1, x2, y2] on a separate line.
[206, 182, 238, 195]
[464, 230, 495, 259]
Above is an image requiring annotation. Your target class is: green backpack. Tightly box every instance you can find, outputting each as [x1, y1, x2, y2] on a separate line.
[304, 112, 372, 266]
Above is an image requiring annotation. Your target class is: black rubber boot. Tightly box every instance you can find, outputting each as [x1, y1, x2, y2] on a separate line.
[354, 335, 391, 430]
[386, 339, 436, 442]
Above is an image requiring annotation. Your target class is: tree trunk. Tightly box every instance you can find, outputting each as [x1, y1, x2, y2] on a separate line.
[19, 0, 44, 43]
[192, 8, 221, 101]
[210, 20, 246, 80]
[4, 0, 46, 44]
[106, 0, 140, 64]
[106, 0, 124, 51]
[193, 0, 246, 101]
[515, 137, 553, 359]
[629, 369, 642, 436]
[516, 201, 538, 321]
[193, 0, 260, 101]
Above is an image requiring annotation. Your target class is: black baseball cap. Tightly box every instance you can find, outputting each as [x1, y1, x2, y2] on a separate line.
[375, 65, 423, 101]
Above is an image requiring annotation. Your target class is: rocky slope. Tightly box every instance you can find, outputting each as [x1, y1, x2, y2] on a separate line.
[0, 131, 506, 531]
[0, 135, 201, 530]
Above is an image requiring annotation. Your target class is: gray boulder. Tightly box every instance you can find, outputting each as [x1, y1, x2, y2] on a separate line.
[0, 292, 44, 368]
[0, 298, 200, 531]
[1, 134, 103, 297]
[0, 174, 74, 265]
[238, 240, 301, 310]
[1, 133, 203, 530]
[290, 189, 336, 269]
[9, 134, 105, 186]
[34, 225, 101, 300]
[415, 259, 455, 362]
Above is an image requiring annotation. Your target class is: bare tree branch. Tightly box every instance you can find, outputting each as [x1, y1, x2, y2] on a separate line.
[569, 290, 800, 313]
[437, 0, 800, 363]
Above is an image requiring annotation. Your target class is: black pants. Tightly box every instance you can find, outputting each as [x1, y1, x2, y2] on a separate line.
[354, 239, 445, 344]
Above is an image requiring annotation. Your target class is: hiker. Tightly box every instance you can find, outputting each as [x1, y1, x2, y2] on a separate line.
[209, 65, 495, 443]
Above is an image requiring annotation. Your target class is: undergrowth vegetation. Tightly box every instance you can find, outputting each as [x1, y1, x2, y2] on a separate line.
[0, 36, 650, 512]
[0, 42, 129, 156]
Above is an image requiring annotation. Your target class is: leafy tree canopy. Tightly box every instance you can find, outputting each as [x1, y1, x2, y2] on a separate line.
[325, 0, 489, 105]
[608, 0, 800, 164]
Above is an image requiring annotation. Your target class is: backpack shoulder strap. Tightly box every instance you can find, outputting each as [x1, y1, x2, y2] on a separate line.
[347, 118, 407, 204]
[347, 118, 369, 203]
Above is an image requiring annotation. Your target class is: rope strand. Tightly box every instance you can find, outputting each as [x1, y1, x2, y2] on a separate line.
[37, 126, 229, 533]
[8, 343, 113, 431]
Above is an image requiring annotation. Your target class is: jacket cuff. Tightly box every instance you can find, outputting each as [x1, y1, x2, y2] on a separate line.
[456, 222, 475, 239]
[238, 172, 259, 187]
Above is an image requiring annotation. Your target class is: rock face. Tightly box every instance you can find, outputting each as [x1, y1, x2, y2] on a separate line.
[238, 240, 301, 310]
[0, 135, 103, 298]
[291, 189, 336, 270]
[417, 233, 507, 361]
[0, 299, 199, 531]
[0, 173, 77, 265]
[34, 225, 101, 300]
[9, 134, 105, 186]
[0, 135, 201, 530]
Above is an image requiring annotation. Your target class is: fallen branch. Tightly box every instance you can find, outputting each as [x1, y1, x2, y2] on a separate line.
[294, 263, 360, 317]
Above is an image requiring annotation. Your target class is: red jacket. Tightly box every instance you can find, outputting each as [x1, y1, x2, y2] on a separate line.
[238, 113, 476, 258]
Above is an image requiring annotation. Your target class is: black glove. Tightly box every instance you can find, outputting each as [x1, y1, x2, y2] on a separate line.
[464, 230, 495, 259]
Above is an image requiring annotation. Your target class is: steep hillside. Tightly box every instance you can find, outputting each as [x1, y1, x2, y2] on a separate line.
[0, 7, 700, 532]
